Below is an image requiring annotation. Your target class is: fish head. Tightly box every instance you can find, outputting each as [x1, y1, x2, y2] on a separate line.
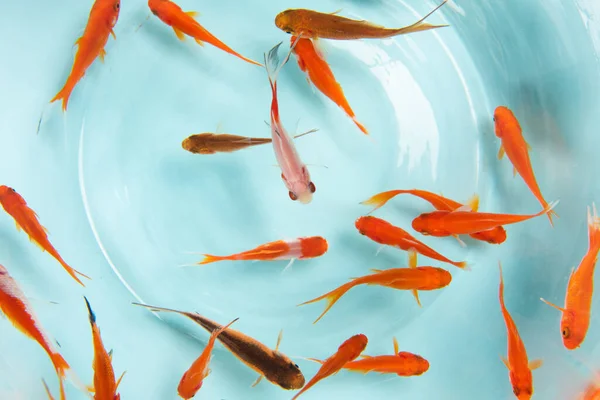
[269, 353, 305, 390]
[181, 135, 213, 154]
[560, 311, 584, 350]
[411, 214, 430, 235]
[338, 334, 368, 359]
[177, 374, 203, 399]
[300, 236, 328, 258]
[285, 171, 315, 205]
[493, 106, 517, 138]
[354, 216, 378, 236]
[396, 352, 430, 374]
[0, 185, 21, 207]
[509, 369, 533, 400]
[275, 10, 296, 35]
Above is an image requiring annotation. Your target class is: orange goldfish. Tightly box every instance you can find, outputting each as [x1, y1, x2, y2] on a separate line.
[275, 1, 448, 39]
[494, 106, 557, 226]
[0, 186, 90, 286]
[499, 262, 542, 400]
[292, 334, 368, 400]
[411, 201, 558, 238]
[290, 36, 367, 135]
[541, 203, 600, 350]
[308, 337, 429, 377]
[84, 297, 125, 400]
[196, 236, 328, 268]
[355, 216, 467, 269]
[299, 251, 451, 323]
[0, 264, 72, 400]
[51, 0, 121, 111]
[148, 0, 262, 66]
[178, 317, 238, 399]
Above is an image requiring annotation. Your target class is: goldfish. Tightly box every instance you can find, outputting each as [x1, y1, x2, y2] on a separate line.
[361, 189, 507, 245]
[355, 216, 467, 269]
[292, 334, 368, 400]
[299, 251, 451, 323]
[290, 36, 367, 135]
[0, 264, 71, 400]
[0, 186, 90, 286]
[275, 1, 448, 40]
[182, 130, 315, 155]
[265, 42, 316, 204]
[195, 236, 328, 269]
[308, 337, 429, 377]
[132, 303, 305, 390]
[147, 0, 261, 66]
[411, 201, 559, 238]
[178, 317, 238, 399]
[51, 0, 121, 111]
[540, 204, 600, 350]
[84, 297, 125, 400]
[494, 106, 557, 226]
[498, 262, 542, 400]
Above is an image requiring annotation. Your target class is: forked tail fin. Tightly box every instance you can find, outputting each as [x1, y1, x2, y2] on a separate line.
[297, 281, 356, 324]
[392, 0, 449, 36]
[50, 353, 69, 400]
[50, 82, 75, 112]
[360, 190, 403, 214]
[588, 202, 600, 250]
[198, 254, 226, 265]
[540, 200, 560, 225]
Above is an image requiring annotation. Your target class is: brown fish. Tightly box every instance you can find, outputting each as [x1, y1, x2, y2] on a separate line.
[132, 303, 305, 390]
[182, 130, 316, 155]
[275, 1, 448, 40]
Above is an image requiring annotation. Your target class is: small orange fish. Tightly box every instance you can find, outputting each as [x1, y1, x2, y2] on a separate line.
[0, 264, 71, 400]
[51, 0, 121, 111]
[196, 236, 328, 267]
[292, 334, 368, 400]
[355, 216, 467, 269]
[84, 297, 125, 400]
[411, 201, 558, 238]
[178, 317, 238, 399]
[291, 36, 367, 135]
[299, 251, 451, 323]
[275, 1, 448, 39]
[499, 262, 542, 400]
[148, 0, 262, 66]
[182, 130, 314, 155]
[0, 186, 90, 286]
[494, 106, 557, 226]
[541, 204, 600, 350]
[308, 337, 428, 377]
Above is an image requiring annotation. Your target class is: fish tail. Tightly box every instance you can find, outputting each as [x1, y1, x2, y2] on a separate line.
[588, 202, 600, 248]
[298, 281, 356, 324]
[359, 190, 402, 213]
[50, 81, 75, 112]
[453, 260, 469, 270]
[57, 257, 90, 287]
[392, 0, 449, 36]
[540, 200, 560, 226]
[49, 352, 69, 400]
[352, 116, 369, 135]
[198, 254, 226, 265]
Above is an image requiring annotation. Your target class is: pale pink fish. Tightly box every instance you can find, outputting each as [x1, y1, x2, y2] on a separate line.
[265, 41, 316, 204]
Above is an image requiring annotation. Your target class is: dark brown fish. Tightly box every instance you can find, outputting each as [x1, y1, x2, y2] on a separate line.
[132, 303, 305, 390]
[182, 130, 315, 155]
[275, 1, 448, 40]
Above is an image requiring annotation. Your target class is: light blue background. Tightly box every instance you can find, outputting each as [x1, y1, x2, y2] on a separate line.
[1, 0, 600, 399]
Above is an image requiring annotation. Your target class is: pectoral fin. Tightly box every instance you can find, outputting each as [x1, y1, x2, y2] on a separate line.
[115, 371, 126, 389]
[412, 289, 421, 307]
[529, 359, 543, 370]
[393, 337, 399, 354]
[408, 250, 417, 268]
[513, 166, 517, 177]
[251, 375, 263, 387]
[99, 49, 106, 63]
[275, 329, 283, 351]
[195, 39, 205, 47]
[498, 145, 505, 160]
[359, 354, 372, 358]
[173, 27, 186, 41]
[500, 356, 510, 370]
[329, 9, 342, 15]
[110, 29, 116, 40]
[185, 11, 200, 18]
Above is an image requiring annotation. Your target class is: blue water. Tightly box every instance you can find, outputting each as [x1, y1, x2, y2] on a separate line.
[2, 0, 600, 399]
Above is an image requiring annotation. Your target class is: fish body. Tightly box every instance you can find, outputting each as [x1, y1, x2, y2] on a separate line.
[411, 201, 558, 237]
[499, 263, 541, 400]
[265, 42, 316, 204]
[291, 36, 367, 135]
[182, 133, 272, 154]
[355, 216, 466, 269]
[177, 318, 238, 399]
[51, 0, 120, 111]
[275, 2, 448, 40]
[0, 264, 70, 400]
[541, 204, 600, 349]
[0, 186, 90, 286]
[291, 334, 368, 400]
[198, 236, 328, 265]
[147, 0, 261, 66]
[132, 303, 305, 390]
[494, 106, 557, 226]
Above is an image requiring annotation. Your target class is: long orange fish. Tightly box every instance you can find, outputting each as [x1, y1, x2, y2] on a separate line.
[291, 36, 367, 135]
[0, 186, 90, 286]
[178, 317, 238, 399]
[499, 262, 542, 400]
[362, 189, 507, 245]
[0, 264, 72, 400]
[148, 0, 262, 66]
[308, 337, 429, 377]
[51, 0, 121, 111]
[540, 203, 600, 350]
[411, 201, 558, 237]
[299, 251, 451, 323]
[494, 106, 557, 226]
[292, 334, 368, 400]
[355, 216, 467, 269]
[84, 297, 125, 400]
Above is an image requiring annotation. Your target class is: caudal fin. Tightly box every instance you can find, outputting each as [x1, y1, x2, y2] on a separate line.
[58, 258, 90, 287]
[540, 200, 560, 226]
[50, 353, 69, 400]
[352, 117, 369, 135]
[392, 0, 449, 36]
[298, 281, 356, 324]
[50, 83, 74, 112]
[198, 254, 227, 265]
[588, 203, 600, 249]
[360, 190, 402, 214]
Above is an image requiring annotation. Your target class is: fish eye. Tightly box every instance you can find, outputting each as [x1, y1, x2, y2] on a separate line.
[492, 116, 496, 122]
[288, 191, 298, 201]
[308, 182, 316, 193]
[9, 188, 15, 193]
[562, 327, 570, 338]
[114, 2, 120, 10]
[294, 363, 299, 368]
